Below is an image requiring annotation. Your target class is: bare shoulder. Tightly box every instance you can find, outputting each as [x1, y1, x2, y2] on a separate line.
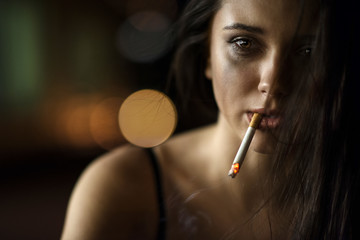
[160, 124, 215, 154]
[61, 144, 159, 240]
[153, 124, 218, 189]
[156, 124, 216, 168]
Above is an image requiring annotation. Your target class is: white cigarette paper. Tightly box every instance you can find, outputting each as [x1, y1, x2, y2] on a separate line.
[228, 113, 262, 178]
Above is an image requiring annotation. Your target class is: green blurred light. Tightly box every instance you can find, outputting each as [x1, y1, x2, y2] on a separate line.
[0, 1, 44, 112]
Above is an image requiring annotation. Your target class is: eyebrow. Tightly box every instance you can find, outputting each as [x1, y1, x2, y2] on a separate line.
[296, 35, 316, 43]
[223, 23, 264, 34]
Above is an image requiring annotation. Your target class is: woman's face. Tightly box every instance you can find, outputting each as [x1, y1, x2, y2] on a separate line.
[206, 0, 318, 153]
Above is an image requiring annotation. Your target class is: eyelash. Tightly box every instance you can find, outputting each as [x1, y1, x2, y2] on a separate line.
[228, 37, 261, 57]
[296, 45, 313, 56]
[228, 36, 314, 58]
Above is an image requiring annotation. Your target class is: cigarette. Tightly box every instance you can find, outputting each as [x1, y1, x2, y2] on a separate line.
[228, 113, 262, 178]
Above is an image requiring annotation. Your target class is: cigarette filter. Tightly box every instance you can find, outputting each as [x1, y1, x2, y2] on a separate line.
[228, 113, 262, 178]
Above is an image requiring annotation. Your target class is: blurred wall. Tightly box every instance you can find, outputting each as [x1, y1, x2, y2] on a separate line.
[0, 0, 181, 239]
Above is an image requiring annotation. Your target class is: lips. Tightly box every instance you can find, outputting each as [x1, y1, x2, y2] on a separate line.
[247, 109, 282, 129]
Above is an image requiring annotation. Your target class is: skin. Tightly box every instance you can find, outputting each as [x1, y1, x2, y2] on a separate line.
[206, 0, 317, 154]
[61, 0, 318, 239]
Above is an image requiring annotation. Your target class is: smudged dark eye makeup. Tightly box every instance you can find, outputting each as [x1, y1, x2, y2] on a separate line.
[227, 36, 263, 57]
[225, 32, 315, 60]
[296, 45, 313, 56]
[294, 35, 315, 57]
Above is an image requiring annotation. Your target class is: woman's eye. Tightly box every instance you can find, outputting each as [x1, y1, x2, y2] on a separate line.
[297, 46, 313, 56]
[228, 36, 261, 58]
[234, 38, 252, 49]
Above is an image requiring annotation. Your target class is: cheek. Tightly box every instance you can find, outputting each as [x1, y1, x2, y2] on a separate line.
[211, 60, 256, 111]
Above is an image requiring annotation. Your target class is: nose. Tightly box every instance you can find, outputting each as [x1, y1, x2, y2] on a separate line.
[257, 52, 286, 97]
[258, 79, 272, 96]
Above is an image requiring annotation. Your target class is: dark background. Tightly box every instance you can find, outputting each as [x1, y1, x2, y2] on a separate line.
[0, 0, 187, 239]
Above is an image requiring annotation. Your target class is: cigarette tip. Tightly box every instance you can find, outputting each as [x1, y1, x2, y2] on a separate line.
[228, 170, 236, 178]
[228, 163, 240, 178]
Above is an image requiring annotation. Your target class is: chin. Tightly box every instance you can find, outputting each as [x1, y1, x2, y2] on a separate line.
[251, 131, 277, 154]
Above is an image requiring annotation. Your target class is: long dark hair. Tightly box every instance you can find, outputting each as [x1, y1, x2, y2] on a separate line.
[169, 0, 360, 239]
[167, 0, 220, 131]
[270, 0, 360, 239]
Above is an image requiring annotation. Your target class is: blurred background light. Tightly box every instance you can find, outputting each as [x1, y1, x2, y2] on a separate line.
[0, 0, 183, 239]
[90, 97, 126, 150]
[116, 11, 172, 63]
[0, 1, 44, 113]
[119, 89, 177, 148]
[63, 99, 97, 149]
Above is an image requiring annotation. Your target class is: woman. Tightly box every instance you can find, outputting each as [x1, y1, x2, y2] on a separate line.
[61, 0, 360, 239]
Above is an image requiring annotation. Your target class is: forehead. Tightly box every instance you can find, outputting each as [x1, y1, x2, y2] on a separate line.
[217, 0, 318, 36]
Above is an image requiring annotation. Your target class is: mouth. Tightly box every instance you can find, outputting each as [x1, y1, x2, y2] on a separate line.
[247, 109, 282, 129]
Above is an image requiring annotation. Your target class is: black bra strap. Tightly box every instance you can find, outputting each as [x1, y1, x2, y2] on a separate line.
[146, 148, 166, 240]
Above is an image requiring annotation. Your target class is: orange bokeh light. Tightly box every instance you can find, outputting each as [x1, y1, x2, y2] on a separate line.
[90, 97, 126, 150]
[118, 89, 177, 148]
